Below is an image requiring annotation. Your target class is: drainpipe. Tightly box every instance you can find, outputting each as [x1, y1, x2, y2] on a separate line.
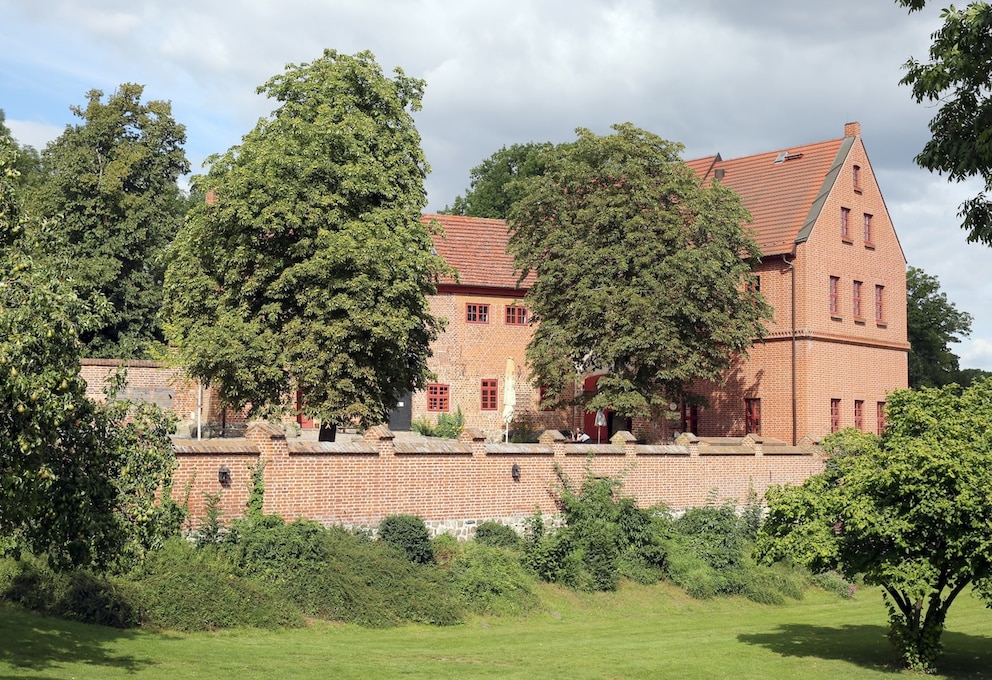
[196, 381, 203, 441]
[782, 254, 797, 445]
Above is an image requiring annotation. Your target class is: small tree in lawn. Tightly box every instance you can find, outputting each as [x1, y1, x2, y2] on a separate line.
[507, 123, 770, 418]
[163, 50, 448, 429]
[757, 381, 992, 673]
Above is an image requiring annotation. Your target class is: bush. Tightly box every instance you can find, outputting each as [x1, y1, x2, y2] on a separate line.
[378, 515, 434, 565]
[810, 570, 857, 599]
[411, 407, 465, 439]
[0, 554, 139, 628]
[449, 543, 537, 616]
[474, 521, 521, 549]
[130, 539, 303, 631]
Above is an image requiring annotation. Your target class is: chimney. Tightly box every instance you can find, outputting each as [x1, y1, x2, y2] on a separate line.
[844, 121, 861, 138]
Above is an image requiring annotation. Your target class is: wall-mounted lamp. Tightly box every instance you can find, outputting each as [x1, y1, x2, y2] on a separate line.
[218, 465, 231, 486]
[511, 463, 521, 482]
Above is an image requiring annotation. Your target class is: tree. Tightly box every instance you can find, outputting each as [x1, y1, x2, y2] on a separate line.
[507, 123, 771, 418]
[906, 265, 973, 388]
[28, 84, 189, 358]
[443, 142, 553, 218]
[0, 132, 182, 572]
[757, 381, 992, 673]
[0, 109, 42, 189]
[898, 1, 992, 244]
[162, 50, 447, 428]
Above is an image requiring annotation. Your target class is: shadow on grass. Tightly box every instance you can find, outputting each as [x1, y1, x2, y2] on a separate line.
[738, 624, 992, 679]
[0, 604, 155, 676]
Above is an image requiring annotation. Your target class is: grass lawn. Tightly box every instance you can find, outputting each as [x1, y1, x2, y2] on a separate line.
[1, 583, 989, 679]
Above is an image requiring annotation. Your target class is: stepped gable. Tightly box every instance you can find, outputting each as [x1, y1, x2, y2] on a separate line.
[423, 213, 533, 291]
[686, 132, 852, 257]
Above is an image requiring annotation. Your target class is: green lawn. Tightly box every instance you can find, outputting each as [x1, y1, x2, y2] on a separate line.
[1, 583, 989, 679]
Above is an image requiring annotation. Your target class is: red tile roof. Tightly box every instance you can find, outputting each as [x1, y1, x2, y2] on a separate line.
[423, 213, 531, 290]
[686, 134, 851, 257]
[426, 126, 857, 288]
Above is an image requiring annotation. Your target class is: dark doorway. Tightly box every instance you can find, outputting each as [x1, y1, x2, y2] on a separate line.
[388, 392, 413, 431]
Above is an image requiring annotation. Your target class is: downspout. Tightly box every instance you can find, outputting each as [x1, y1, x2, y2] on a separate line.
[782, 254, 797, 445]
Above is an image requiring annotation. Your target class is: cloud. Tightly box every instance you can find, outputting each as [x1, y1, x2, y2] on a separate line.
[6, 119, 62, 150]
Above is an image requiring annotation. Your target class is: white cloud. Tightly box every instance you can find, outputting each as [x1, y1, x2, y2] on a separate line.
[6, 119, 62, 150]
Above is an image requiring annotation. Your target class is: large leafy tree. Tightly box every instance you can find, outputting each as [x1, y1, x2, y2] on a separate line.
[906, 265, 973, 387]
[757, 381, 992, 673]
[898, 1, 992, 244]
[443, 142, 553, 218]
[163, 50, 447, 427]
[508, 123, 771, 418]
[0, 131, 181, 572]
[0, 110, 42, 189]
[28, 84, 189, 358]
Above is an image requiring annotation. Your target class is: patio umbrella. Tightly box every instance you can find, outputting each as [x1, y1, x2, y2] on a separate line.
[502, 357, 516, 442]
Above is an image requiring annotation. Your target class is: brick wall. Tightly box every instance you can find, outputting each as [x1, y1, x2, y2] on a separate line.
[172, 424, 826, 535]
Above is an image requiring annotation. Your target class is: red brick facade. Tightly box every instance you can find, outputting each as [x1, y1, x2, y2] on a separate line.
[421, 123, 909, 444]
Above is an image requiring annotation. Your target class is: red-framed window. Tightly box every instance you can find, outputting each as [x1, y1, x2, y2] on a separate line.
[681, 403, 699, 435]
[746, 275, 761, 293]
[875, 285, 885, 323]
[829, 276, 840, 316]
[505, 305, 528, 325]
[466, 303, 490, 323]
[877, 402, 886, 434]
[480, 379, 498, 411]
[745, 398, 761, 436]
[854, 400, 864, 431]
[841, 207, 851, 240]
[853, 280, 863, 319]
[427, 383, 450, 412]
[830, 399, 841, 433]
[853, 164, 861, 191]
[863, 213, 873, 245]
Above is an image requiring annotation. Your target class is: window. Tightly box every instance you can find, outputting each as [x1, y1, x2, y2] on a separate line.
[466, 303, 489, 323]
[745, 398, 761, 436]
[853, 164, 861, 190]
[863, 213, 873, 245]
[877, 402, 886, 434]
[480, 379, 498, 411]
[829, 276, 840, 316]
[427, 384, 449, 412]
[681, 403, 699, 435]
[746, 275, 761, 293]
[875, 285, 885, 323]
[505, 305, 528, 325]
[830, 399, 841, 433]
[853, 280, 863, 319]
[841, 207, 851, 240]
[854, 400, 864, 431]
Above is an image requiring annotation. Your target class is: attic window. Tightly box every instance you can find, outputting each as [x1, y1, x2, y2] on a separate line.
[773, 151, 804, 164]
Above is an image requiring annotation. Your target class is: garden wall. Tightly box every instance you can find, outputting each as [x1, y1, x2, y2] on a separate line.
[172, 423, 826, 537]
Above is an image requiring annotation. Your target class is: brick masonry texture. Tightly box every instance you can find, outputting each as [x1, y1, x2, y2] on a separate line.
[173, 424, 826, 535]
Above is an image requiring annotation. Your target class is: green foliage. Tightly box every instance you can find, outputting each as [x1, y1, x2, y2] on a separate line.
[246, 457, 266, 516]
[524, 464, 666, 591]
[0, 554, 139, 628]
[898, 1, 992, 244]
[507, 123, 771, 418]
[26, 84, 189, 358]
[378, 514, 434, 565]
[195, 492, 224, 547]
[1, 109, 183, 575]
[130, 538, 303, 631]
[442, 142, 553, 218]
[411, 406, 465, 438]
[906, 266, 973, 388]
[448, 543, 538, 616]
[219, 515, 460, 627]
[163, 50, 448, 427]
[758, 381, 992, 673]
[475, 521, 522, 549]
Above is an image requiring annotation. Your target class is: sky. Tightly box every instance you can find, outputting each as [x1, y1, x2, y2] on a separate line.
[2, 0, 990, 370]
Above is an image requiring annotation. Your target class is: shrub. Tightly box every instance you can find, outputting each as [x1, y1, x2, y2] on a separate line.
[432, 532, 461, 568]
[411, 407, 465, 439]
[449, 543, 537, 616]
[130, 538, 303, 631]
[378, 515, 434, 565]
[0, 554, 140, 628]
[810, 570, 857, 599]
[474, 521, 521, 549]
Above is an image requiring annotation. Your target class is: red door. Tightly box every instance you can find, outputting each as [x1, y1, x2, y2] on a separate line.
[582, 375, 609, 443]
[295, 390, 317, 429]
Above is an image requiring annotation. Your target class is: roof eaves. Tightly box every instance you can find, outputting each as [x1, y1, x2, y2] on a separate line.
[795, 137, 855, 245]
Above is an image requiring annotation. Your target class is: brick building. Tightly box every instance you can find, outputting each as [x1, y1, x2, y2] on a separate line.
[414, 122, 908, 444]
